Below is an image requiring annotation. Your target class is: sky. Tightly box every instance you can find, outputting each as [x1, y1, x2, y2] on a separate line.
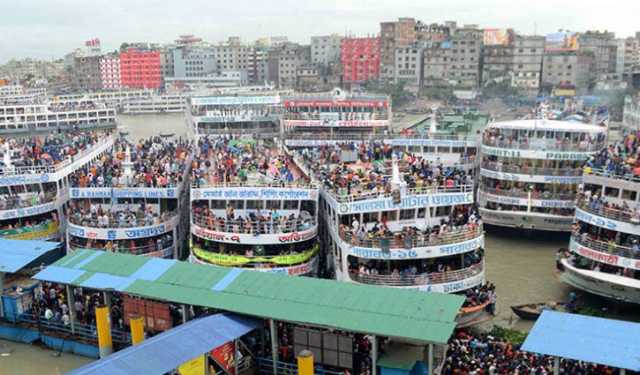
[0, 0, 638, 63]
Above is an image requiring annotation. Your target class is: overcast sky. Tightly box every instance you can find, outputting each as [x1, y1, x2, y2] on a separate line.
[0, 0, 637, 63]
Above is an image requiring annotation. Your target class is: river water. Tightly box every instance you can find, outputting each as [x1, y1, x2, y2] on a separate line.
[5, 114, 637, 372]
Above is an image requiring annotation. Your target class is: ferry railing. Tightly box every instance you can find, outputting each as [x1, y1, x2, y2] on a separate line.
[349, 261, 484, 287]
[191, 179, 317, 190]
[257, 358, 343, 375]
[481, 161, 583, 176]
[572, 234, 640, 260]
[0, 191, 57, 210]
[576, 198, 640, 224]
[480, 187, 576, 201]
[0, 135, 113, 176]
[482, 137, 604, 152]
[69, 241, 174, 256]
[340, 225, 482, 249]
[327, 184, 474, 203]
[283, 113, 388, 121]
[67, 210, 179, 229]
[191, 215, 316, 235]
[585, 167, 640, 183]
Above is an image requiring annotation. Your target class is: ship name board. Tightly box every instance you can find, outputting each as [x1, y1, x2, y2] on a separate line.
[191, 187, 317, 201]
[339, 192, 473, 214]
[70, 188, 177, 199]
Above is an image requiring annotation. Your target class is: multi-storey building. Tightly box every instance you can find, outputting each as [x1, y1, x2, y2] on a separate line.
[160, 48, 175, 83]
[481, 37, 515, 87]
[621, 36, 640, 80]
[272, 43, 311, 88]
[448, 25, 483, 89]
[394, 44, 423, 89]
[579, 30, 618, 81]
[380, 18, 417, 80]
[311, 34, 343, 66]
[70, 55, 102, 92]
[512, 35, 545, 91]
[341, 37, 381, 85]
[542, 51, 594, 92]
[119, 48, 162, 89]
[172, 45, 217, 78]
[623, 96, 640, 131]
[100, 55, 121, 90]
[422, 41, 453, 88]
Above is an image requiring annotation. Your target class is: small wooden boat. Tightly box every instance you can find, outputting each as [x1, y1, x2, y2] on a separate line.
[511, 301, 566, 320]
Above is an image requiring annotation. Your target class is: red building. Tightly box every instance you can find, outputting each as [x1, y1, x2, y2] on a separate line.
[341, 37, 381, 84]
[119, 48, 161, 89]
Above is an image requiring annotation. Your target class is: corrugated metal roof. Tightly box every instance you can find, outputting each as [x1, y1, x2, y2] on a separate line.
[0, 238, 60, 273]
[522, 311, 640, 371]
[35, 250, 464, 344]
[67, 313, 259, 375]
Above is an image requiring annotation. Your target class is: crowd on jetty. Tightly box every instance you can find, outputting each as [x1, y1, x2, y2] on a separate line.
[586, 132, 640, 177]
[70, 136, 190, 188]
[192, 137, 307, 187]
[0, 130, 109, 169]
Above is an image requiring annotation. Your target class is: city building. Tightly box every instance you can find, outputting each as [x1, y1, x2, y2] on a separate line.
[623, 95, 640, 131]
[341, 37, 381, 85]
[511, 35, 545, 92]
[172, 45, 217, 78]
[394, 44, 423, 89]
[119, 48, 162, 89]
[621, 35, 640, 81]
[380, 17, 417, 80]
[160, 48, 175, 83]
[271, 43, 311, 88]
[422, 41, 452, 88]
[481, 30, 516, 87]
[542, 51, 594, 93]
[448, 25, 483, 89]
[70, 55, 102, 92]
[311, 34, 343, 66]
[100, 55, 121, 90]
[579, 30, 618, 81]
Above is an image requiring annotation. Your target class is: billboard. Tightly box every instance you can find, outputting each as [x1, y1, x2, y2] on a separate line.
[545, 32, 579, 51]
[483, 29, 514, 46]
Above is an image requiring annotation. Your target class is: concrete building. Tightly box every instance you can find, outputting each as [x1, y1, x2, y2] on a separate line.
[623, 96, 640, 131]
[422, 41, 451, 88]
[621, 36, 640, 80]
[172, 46, 217, 78]
[448, 25, 483, 89]
[380, 18, 417, 80]
[160, 49, 175, 82]
[341, 37, 381, 85]
[120, 48, 162, 89]
[70, 55, 102, 91]
[542, 51, 594, 92]
[100, 55, 121, 90]
[394, 44, 423, 89]
[482, 43, 514, 87]
[248, 48, 269, 84]
[511, 35, 545, 91]
[311, 34, 343, 66]
[579, 30, 618, 81]
[274, 43, 311, 88]
[296, 64, 323, 91]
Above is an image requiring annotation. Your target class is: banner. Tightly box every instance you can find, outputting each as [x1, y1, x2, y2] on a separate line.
[346, 235, 484, 259]
[179, 355, 206, 375]
[70, 187, 178, 199]
[545, 32, 579, 52]
[0, 201, 58, 220]
[570, 239, 640, 271]
[191, 96, 280, 106]
[191, 244, 319, 266]
[284, 120, 389, 128]
[68, 221, 173, 240]
[337, 192, 474, 215]
[0, 222, 59, 240]
[284, 100, 388, 108]
[211, 342, 235, 375]
[191, 187, 318, 201]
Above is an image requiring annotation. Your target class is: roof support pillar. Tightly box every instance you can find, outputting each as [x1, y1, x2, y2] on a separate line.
[620, 369, 626, 375]
[234, 339, 240, 375]
[427, 343, 434, 375]
[182, 304, 189, 324]
[0, 272, 4, 320]
[66, 285, 76, 335]
[269, 319, 278, 375]
[371, 335, 378, 375]
[553, 357, 559, 375]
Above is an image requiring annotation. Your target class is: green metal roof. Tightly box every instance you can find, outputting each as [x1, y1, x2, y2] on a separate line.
[35, 250, 464, 344]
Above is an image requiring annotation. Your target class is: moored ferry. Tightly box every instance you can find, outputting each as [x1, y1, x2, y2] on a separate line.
[559, 132, 640, 303]
[478, 107, 608, 232]
[65, 136, 191, 259]
[189, 136, 320, 276]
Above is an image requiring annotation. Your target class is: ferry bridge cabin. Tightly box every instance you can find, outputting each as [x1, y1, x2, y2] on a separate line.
[478, 119, 607, 232]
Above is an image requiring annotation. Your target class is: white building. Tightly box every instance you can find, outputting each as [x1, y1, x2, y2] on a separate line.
[311, 34, 342, 65]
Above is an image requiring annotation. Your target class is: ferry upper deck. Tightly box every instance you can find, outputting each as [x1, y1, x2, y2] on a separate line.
[66, 136, 192, 259]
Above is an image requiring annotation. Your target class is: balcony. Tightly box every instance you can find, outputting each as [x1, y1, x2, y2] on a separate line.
[349, 261, 484, 287]
[482, 137, 604, 152]
[0, 191, 57, 210]
[328, 184, 474, 204]
[481, 161, 582, 177]
[576, 198, 640, 225]
[70, 241, 174, 257]
[68, 210, 179, 229]
[479, 187, 575, 201]
[340, 224, 482, 250]
[572, 235, 640, 261]
[192, 214, 316, 235]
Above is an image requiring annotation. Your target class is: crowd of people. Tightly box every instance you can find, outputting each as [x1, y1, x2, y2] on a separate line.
[69, 234, 174, 255]
[462, 283, 497, 313]
[192, 137, 307, 187]
[47, 101, 106, 113]
[67, 201, 174, 228]
[443, 329, 618, 375]
[70, 136, 190, 188]
[284, 108, 387, 121]
[577, 190, 640, 223]
[297, 142, 472, 198]
[192, 202, 313, 235]
[0, 189, 56, 210]
[0, 130, 110, 169]
[482, 127, 606, 152]
[194, 107, 275, 120]
[586, 132, 640, 177]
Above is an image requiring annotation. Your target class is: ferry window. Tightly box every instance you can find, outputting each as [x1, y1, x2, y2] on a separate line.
[425, 146, 436, 153]
[118, 198, 133, 204]
[584, 184, 601, 194]
[301, 200, 316, 216]
[452, 147, 464, 154]
[604, 187, 620, 198]
[227, 200, 244, 209]
[622, 190, 637, 201]
[265, 200, 281, 210]
[363, 212, 379, 223]
[409, 146, 421, 153]
[246, 200, 263, 210]
[417, 208, 426, 218]
[383, 211, 397, 222]
[211, 200, 226, 209]
[283, 200, 299, 210]
[145, 198, 159, 205]
[399, 209, 415, 220]
[436, 206, 451, 217]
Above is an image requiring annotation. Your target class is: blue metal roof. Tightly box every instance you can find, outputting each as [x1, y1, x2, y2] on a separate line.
[67, 313, 260, 375]
[522, 310, 640, 371]
[0, 239, 60, 273]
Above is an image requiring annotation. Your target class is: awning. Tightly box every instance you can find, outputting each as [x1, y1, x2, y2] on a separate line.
[522, 310, 640, 371]
[67, 313, 260, 375]
[0, 238, 60, 274]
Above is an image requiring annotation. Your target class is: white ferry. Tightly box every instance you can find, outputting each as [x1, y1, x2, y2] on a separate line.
[478, 114, 607, 232]
[559, 134, 640, 303]
[65, 136, 191, 259]
[189, 137, 320, 276]
[186, 94, 282, 139]
[120, 93, 186, 114]
[0, 101, 117, 241]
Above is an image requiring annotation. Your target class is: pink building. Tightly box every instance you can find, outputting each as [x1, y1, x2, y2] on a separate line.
[100, 55, 121, 90]
[341, 37, 381, 84]
[120, 48, 162, 89]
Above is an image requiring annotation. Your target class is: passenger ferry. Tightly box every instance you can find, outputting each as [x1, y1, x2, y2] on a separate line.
[66, 136, 191, 259]
[189, 137, 320, 276]
[0, 100, 117, 241]
[186, 94, 282, 139]
[120, 93, 186, 114]
[478, 107, 607, 232]
[559, 132, 640, 303]
[282, 91, 491, 324]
